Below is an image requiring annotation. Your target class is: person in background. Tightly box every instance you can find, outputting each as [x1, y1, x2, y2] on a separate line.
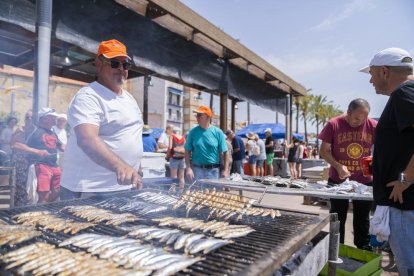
[255, 134, 266, 177]
[306, 143, 312, 159]
[319, 98, 376, 250]
[185, 106, 228, 182]
[361, 47, 414, 274]
[311, 146, 318, 159]
[296, 140, 305, 179]
[52, 114, 68, 149]
[0, 116, 18, 158]
[225, 130, 245, 175]
[10, 110, 35, 206]
[222, 133, 233, 177]
[303, 141, 309, 159]
[264, 128, 275, 176]
[168, 127, 186, 189]
[60, 39, 143, 199]
[246, 132, 257, 176]
[158, 124, 174, 152]
[20, 108, 63, 203]
[142, 125, 158, 152]
[286, 137, 299, 179]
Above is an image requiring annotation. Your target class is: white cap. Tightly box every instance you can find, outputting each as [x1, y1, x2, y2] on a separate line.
[38, 107, 59, 118]
[360, 47, 413, 73]
[57, 113, 67, 120]
[265, 128, 272, 133]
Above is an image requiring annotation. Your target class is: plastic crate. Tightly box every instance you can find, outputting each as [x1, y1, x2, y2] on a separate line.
[319, 244, 382, 276]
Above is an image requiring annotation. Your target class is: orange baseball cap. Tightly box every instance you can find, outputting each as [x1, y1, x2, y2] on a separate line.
[97, 39, 130, 59]
[193, 105, 213, 117]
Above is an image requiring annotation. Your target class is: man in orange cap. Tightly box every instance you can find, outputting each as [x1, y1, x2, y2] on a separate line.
[184, 105, 229, 182]
[60, 39, 144, 199]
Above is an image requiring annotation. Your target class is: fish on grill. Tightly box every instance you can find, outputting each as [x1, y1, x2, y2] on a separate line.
[152, 217, 256, 238]
[0, 225, 41, 246]
[0, 242, 139, 275]
[133, 192, 178, 205]
[171, 189, 281, 220]
[12, 211, 96, 234]
[126, 224, 230, 254]
[59, 233, 203, 274]
[61, 205, 139, 226]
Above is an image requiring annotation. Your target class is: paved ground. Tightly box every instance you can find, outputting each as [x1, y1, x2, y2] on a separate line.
[0, 188, 400, 275]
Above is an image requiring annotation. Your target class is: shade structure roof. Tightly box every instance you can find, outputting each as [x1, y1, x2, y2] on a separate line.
[0, 0, 308, 115]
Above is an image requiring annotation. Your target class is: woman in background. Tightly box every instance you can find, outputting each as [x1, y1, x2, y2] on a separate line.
[286, 137, 299, 179]
[11, 110, 35, 206]
[168, 127, 186, 189]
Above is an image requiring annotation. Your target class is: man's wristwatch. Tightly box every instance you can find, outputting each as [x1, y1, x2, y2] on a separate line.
[399, 172, 414, 186]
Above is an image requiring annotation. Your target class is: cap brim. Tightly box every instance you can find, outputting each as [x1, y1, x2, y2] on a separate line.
[102, 52, 131, 59]
[359, 66, 370, 73]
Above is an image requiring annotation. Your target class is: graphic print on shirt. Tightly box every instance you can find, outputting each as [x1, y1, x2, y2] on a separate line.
[336, 131, 373, 173]
[42, 133, 58, 149]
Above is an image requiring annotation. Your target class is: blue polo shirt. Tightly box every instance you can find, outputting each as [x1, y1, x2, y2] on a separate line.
[185, 125, 227, 165]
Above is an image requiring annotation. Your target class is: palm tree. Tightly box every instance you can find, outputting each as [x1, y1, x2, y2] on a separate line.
[299, 95, 313, 142]
[309, 95, 329, 149]
[319, 104, 343, 128]
[293, 96, 302, 134]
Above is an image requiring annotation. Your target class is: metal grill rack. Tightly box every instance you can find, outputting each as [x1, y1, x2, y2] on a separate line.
[0, 188, 330, 275]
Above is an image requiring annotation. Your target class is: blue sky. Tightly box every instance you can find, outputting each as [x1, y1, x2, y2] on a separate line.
[181, 0, 414, 133]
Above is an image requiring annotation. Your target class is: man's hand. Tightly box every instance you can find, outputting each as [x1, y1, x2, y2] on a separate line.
[387, 180, 411, 204]
[336, 165, 351, 179]
[115, 164, 139, 187]
[186, 167, 194, 183]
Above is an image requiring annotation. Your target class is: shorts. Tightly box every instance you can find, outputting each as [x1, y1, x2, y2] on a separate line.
[296, 158, 303, 164]
[35, 163, 61, 192]
[169, 157, 186, 170]
[256, 159, 265, 168]
[266, 153, 274, 165]
[287, 156, 297, 163]
[248, 155, 257, 165]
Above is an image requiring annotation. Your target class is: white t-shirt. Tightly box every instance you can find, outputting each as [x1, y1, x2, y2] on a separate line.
[157, 132, 169, 149]
[52, 126, 67, 146]
[61, 82, 143, 192]
[296, 144, 304, 159]
[247, 140, 256, 156]
[257, 139, 266, 161]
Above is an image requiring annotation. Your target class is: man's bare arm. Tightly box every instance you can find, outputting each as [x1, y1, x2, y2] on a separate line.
[319, 141, 350, 180]
[75, 124, 140, 187]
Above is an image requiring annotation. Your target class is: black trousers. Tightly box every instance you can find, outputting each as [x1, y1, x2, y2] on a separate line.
[328, 179, 372, 248]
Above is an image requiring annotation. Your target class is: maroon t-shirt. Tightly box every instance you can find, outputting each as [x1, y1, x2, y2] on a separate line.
[318, 115, 377, 184]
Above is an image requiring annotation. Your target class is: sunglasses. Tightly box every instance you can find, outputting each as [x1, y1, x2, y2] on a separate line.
[195, 113, 205, 118]
[101, 58, 132, 70]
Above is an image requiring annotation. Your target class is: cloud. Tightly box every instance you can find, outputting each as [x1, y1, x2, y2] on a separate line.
[266, 46, 358, 79]
[312, 0, 376, 31]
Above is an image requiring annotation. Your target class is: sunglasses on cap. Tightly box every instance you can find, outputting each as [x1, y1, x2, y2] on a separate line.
[100, 56, 132, 70]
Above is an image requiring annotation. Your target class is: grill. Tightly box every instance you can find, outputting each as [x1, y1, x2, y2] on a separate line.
[0, 188, 330, 275]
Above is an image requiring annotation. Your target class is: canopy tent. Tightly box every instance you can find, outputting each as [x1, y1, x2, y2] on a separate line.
[235, 123, 303, 140]
[151, 128, 164, 140]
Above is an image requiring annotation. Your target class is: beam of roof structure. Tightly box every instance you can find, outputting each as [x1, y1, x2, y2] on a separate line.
[0, 0, 309, 115]
[146, 0, 307, 96]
